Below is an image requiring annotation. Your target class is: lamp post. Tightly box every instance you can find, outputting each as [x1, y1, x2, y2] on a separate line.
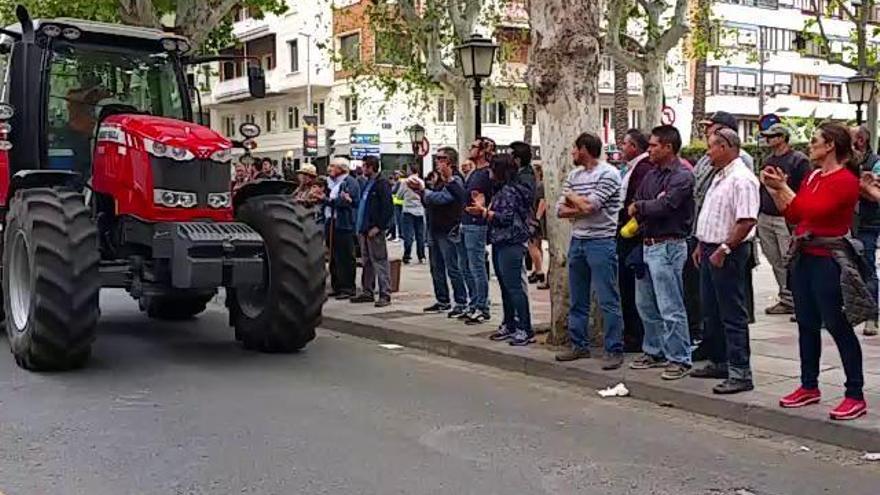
[455, 34, 498, 140]
[407, 124, 426, 175]
[299, 31, 312, 163]
[846, 73, 877, 125]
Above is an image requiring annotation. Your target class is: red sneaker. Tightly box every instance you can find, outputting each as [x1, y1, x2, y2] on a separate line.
[779, 387, 821, 408]
[829, 398, 868, 421]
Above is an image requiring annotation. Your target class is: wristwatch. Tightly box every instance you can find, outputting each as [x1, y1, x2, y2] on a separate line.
[720, 243, 732, 255]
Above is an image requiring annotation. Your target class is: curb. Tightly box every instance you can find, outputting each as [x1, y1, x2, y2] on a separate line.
[322, 315, 880, 452]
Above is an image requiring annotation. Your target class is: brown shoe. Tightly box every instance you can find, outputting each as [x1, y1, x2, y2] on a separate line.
[555, 347, 591, 362]
[765, 302, 794, 315]
[601, 353, 624, 370]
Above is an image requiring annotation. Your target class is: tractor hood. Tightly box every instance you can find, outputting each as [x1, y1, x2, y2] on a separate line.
[103, 114, 232, 158]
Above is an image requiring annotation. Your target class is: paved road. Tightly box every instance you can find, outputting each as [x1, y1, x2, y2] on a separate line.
[0, 291, 877, 495]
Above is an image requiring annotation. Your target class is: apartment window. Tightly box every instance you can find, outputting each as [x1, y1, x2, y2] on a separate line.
[262, 54, 275, 71]
[629, 109, 644, 130]
[223, 116, 236, 137]
[375, 31, 412, 66]
[764, 73, 792, 95]
[793, 74, 819, 98]
[288, 39, 299, 72]
[820, 82, 843, 102]
[313, 102, 325, 125]
[437, 97, 455, 124]
[287, 106, 300, 129]
[718, 70, 758, 96]
[343, 96, 358, 122]
[265, 109, 277, 133]
[601, 107, 612, 128]
[737, 28, 758, 47]
[339, 33, 361, 65]
[244, 113, 256, 124]
[522, 104, 536, 126]
[601, 56, 613, 72]
[761, 27, 794, 52]
[481, 101, 508, 125]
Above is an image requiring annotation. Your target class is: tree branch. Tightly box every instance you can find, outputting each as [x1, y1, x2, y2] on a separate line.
[835, 0, 856, 23]
[605, 0, 648, 73]
[653, 0, 689, 56]
[117, 0, 160, 28]
[810, 1, 859, 70]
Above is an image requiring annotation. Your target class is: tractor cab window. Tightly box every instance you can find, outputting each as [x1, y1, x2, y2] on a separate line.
[45, 43, 185, 174]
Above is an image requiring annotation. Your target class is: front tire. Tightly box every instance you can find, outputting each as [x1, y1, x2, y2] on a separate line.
[227, 196, 325, 352]
[3, 188, 100, 370]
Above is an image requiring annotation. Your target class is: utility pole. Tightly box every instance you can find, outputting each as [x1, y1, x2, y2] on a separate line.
[300, 31, 313, 164]
[758, 27, 765, 119]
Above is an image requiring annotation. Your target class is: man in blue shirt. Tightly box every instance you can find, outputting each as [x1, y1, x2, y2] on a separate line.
[351, 156, 394, 307]
[459, 137, 495, 324]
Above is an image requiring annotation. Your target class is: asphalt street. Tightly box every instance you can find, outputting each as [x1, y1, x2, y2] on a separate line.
[0, 290, 877, 495]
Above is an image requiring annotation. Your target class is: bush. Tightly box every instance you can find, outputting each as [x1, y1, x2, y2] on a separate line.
[682, 140, 810, 170]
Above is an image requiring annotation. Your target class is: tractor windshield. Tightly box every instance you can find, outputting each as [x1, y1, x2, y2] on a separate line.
[45, 42, 187, 174]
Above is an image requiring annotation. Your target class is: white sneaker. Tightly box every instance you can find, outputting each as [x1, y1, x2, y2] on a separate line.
[864, 320, 878, 336]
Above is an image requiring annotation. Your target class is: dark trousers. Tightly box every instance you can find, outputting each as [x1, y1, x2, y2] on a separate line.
[329, 227, 357, 295]
[700, 243, 752, 381]
[617, 237, 644, 351]
[493, 243, 531, 332]
[401, 212, 426, 262]
[684, 237, 703, 342]
[791, 254, 864, 400]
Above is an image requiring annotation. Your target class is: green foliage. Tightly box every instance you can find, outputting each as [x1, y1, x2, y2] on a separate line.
[681, 140, 810, 169]
[0, 0, 289, 54]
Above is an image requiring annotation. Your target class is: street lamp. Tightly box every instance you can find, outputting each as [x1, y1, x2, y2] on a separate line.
[847, 73, 877, 125]
[407, 124, 425, 155]
[455, 33, 498, 139]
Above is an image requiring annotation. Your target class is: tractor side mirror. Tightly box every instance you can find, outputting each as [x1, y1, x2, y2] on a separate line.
[247, 65, 266, 99]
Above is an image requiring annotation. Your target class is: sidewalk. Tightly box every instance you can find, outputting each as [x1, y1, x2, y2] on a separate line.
[322, 240, 880, 452]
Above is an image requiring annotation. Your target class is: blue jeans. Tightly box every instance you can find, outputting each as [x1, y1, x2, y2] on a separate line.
[700, 243, 752, 381]
[401, 212, 426, 262]
[461, 224, 490, 313]
[792, 254, 864, 400]
[567, 237, 624, 354]
[492, 243, 531, 332]
[857, 229, 878, 321]
[428, 231, 468, 307]
[635, 240, 691, 366]
[390, 205, 402, 238]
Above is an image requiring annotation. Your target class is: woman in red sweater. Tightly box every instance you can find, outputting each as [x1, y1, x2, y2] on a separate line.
[761, 122, 867, 421]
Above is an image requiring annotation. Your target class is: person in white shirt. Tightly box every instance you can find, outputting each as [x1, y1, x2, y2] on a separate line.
[691, 128, 760, 395]
[396, 164, 427, 263]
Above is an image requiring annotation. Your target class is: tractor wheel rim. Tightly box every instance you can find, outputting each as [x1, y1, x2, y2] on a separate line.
[9, 230, 33, 332]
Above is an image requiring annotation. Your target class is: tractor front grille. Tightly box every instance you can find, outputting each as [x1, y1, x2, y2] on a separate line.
[151, 157, 231, 207]
[176, 222, 262, 243]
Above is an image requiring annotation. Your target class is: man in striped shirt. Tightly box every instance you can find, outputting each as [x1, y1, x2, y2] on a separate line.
[554, 132, 625, 369]
[692, 128, 760, 395]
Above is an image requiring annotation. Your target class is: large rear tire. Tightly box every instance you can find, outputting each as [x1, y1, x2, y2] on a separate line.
[2, 188, 100, 370]
[227, 196, 325, 352]
[138, 293, 214, 320]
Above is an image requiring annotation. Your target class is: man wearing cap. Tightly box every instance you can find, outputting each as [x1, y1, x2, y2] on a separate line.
[757, 123, 810, 316]
[852, 124, 880, 336]
[690, 111, 757, 359]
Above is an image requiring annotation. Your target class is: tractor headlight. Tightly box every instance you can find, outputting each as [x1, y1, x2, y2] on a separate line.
[61, 27, 81, 40]
[154, 189, 197, 208]
[210, 148, 232, 163]
[41, 24, 61, 37]
[143, 138, 194, 162]
[207, 192, 231, 209]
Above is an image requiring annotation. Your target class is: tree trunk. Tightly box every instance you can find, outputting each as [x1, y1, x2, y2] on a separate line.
[691, 56, 707, 142]
[527, 0, 602, 345]
[642, 64, 664, 129]
[453, 85, 476, 164]
[613, 60, 629, 144]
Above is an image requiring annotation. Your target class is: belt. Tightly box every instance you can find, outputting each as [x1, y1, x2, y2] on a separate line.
[643, 236, 683, 246]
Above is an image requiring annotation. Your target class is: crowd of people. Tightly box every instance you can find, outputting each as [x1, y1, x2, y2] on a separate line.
[279, 110, 876, 421]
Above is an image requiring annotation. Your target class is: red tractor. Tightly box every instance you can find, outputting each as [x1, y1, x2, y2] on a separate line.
[0, 6, 326, 370]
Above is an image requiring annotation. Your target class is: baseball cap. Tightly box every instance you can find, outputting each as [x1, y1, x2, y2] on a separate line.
[759, 123, 791, 139]
[699, 111, 738, 131]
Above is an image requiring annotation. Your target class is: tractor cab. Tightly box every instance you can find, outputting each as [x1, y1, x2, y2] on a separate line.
[0, 6, 325, 372]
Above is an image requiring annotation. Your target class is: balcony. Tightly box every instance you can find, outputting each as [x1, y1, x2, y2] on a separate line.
[232, 16, 270, 42]
[212, 70, 275, 103]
